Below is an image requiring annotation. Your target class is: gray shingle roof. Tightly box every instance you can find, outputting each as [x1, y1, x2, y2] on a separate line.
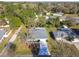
[28, 28, 48, 41]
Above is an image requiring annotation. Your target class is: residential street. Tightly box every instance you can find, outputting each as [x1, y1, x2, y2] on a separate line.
[0, 25, 22, 56]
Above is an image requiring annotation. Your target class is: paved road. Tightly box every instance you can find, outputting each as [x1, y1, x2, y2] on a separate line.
[0, 25, 22, 56]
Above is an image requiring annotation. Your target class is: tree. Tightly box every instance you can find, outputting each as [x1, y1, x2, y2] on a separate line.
[9, 16, 22, 29]
[10, 43, 16, 51]
[62, 20, 74, 27]
[7, 43, 16, 56]
[36, 16, 46, 27]
[46, 17, 60, 28]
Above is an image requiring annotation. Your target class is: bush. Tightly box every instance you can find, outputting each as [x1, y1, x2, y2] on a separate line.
[10, 43, 16, 51]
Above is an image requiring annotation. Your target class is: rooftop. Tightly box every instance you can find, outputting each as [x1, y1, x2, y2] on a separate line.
[66, 17, 79, 24]
[53, 28, 77, 40]
[28, 27, 48, 41]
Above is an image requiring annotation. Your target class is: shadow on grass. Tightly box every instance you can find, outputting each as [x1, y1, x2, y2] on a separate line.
[49, 32, 55, 40]
[29, 43, 40, 57]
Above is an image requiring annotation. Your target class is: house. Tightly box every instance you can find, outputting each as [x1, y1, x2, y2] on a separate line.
[53, 31, 68, 40]
[27, 27, 51, 56]
[52, 28, 78, 41]
[0, 19, 11, 43]
[53, 12, 64, 17]
[71, 28, 79, 36]
[27, 27, 48, 42]
[59, 16, 66, 21]
[72, 17, 79, 24]
[65, 17, 79, 24]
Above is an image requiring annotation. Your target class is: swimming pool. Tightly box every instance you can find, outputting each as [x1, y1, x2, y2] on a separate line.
[0, 29, 6, 40]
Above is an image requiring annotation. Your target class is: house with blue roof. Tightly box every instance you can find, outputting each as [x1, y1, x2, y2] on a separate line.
[52, 28, 78, 41]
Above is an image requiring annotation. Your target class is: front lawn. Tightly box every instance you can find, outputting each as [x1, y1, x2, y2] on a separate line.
[13, 25, 32, 56]
[14, 38, 32, 56]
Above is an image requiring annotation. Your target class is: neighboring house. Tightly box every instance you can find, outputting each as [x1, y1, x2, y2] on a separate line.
[53, 12, 64, 17]
[59, 16, 66, 21]
[66, 17, 79, 24]
[0, 19, 10, 43]
[52, 28, 78, 41]
[71, 28, 79, 36]
[72, 17, 79, 24]
[53, 31, 68, 40]
[45, 15, 58, 22]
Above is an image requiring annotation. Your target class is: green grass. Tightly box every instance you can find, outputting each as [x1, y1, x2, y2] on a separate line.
[21, 24, 27, 33]
[0, 29, 16, 53]
[70, 24, 79, 29]
[0, 39, 8, 52]
[46, 27, 79, 56]
[14, 37, 32, 56]
[13, 25, 32, 56]
[47, 34, 79, 56]
[45, 27, 57, 32]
